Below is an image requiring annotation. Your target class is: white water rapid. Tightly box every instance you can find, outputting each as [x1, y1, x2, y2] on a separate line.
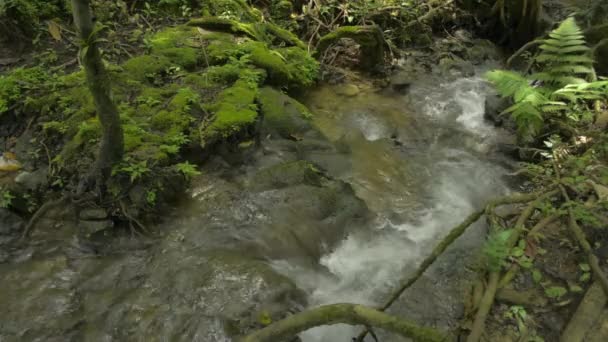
[273, 75, 512, 342]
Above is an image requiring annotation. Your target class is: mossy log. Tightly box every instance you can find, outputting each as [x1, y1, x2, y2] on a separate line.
[239, 303, 448, 342]
[315, 25, 386, 71]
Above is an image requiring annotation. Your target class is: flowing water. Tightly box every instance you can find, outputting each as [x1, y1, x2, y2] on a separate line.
[275, 75, 514, 341]
[0, 71, 516, 341]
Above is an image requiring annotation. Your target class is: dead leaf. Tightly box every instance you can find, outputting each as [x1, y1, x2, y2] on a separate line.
[48, 21, 62, 41]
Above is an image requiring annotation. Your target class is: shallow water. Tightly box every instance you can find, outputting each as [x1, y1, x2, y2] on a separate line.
[274, 75, 513, 341]
[0, 72, 515, 341]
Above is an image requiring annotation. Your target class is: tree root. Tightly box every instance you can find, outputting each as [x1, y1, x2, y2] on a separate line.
[466, 189, 559, 342]
[238, 303, 448, 342]
[553, 158, 608, 297]
[355, 190, 553, 341]
[20, 195, 70, 240]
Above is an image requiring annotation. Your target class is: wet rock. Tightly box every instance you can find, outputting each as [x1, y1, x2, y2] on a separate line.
[335, 83, 360, 97]
[484, 94, 513, 128]
[0, 208, 22, 246]
[78, 208, 108, 220]
[78, 219, 113, 236]
[466, 39, 502, 64]
[250, 160, 324, 192]
[15, 168, 48, 191]
[438, 56, 475, 78]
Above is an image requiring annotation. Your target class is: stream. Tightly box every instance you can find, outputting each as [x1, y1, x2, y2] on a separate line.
[0, 69, 516, 341]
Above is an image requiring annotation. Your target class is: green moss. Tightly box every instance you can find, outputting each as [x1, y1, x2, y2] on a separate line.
[122, 55, 172, 82]
[206, 38, 242, 64]
[0, 66, 48, 114]
[265, 22, 306, 49]
[201, 79, 259, 147]
[257, 86, 312, 137]
[240, 41, 290, 85]
[150, 88, 198, 132]
[149, 26, 201, 69]
[277, 47, 319, 88]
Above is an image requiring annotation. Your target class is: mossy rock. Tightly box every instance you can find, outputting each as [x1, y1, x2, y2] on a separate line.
[250, 160, 324, 191]
[257, 86, 312, 138]
[200, 79, 259, 148]
[149, 26, 202, 69]
[121, 55, 172, 82]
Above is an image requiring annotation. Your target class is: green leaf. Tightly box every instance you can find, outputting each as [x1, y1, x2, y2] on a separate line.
[545, 286, 568, 298]
[580, 272, 591, 282]
[570, 285, 584, 293]
[579, 263, 591, 272]
[532, 269, 543, 283]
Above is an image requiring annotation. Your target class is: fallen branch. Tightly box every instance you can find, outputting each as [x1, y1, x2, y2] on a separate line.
[239, 303, 448, 342]
[357, 190, 552, 341]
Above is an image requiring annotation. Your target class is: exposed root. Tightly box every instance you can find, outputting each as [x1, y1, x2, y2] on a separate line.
[466, 189, 559, 342]
[239, 303, 448, 342]
[20, 195, 70, 240]
[553, 158, 608, 297]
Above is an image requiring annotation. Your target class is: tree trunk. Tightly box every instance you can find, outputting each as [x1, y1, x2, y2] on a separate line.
[71, 0, 124, 181]
[239, 303, 448, 342]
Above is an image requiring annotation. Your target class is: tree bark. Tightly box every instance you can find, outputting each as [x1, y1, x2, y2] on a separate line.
[239, 303, 448, 342]
[71, 0, 124, 181]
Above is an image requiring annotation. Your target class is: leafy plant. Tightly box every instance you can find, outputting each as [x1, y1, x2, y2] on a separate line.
[174, 161, 201, 178]
[486, 18, 604, 142]
[113, 159, 150, 182]
[544, 286, 568, 299]
[0, 187, 15, 208]
[483, 229, 513, 272]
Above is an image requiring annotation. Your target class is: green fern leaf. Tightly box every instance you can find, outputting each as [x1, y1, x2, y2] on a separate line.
[539, 44, 590, 53]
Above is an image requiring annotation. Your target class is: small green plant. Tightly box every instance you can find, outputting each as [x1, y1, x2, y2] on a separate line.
[174, 161, 201, 178]
[483, 229, 513, 272]
[579, 263, 591, 282]
[146, 189, 157, 206]
[0, 188, 15, 208]
[544, 286, 568, 299]
[113, 159, 150, 182]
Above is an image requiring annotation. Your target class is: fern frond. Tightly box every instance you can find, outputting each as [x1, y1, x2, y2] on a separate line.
[535, 54, 594, 64]
[539, 44, 590, 53]
[535, 17, 594, 88]
[486, 70, 534, 100]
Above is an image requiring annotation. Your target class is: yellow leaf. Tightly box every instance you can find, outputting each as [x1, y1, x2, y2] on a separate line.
[257, 311, 272, 326]
[48, 21, 62, 41]
[0, 156, 21, 172]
